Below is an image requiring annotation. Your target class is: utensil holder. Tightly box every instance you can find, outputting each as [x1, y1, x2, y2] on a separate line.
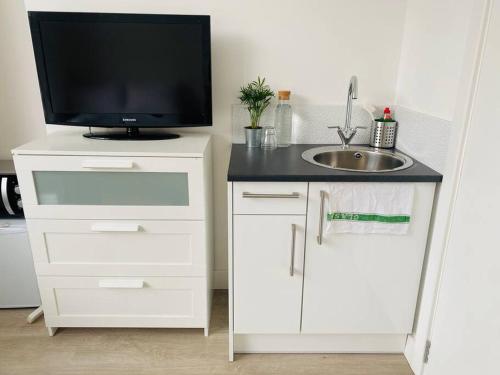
[370, 120, 398, 148]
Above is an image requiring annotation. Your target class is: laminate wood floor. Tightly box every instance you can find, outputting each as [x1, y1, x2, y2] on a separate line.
[0, 291, 413, 375]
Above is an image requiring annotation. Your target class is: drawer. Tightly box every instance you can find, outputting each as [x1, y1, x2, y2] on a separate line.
[233, 182, 308, 215]
[28, 219, 207, 277]
[14, 155, 206, 220]
[39, 276, 207, 328]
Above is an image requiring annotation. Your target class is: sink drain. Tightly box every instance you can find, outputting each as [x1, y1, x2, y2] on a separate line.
[354, 152, 363, 159]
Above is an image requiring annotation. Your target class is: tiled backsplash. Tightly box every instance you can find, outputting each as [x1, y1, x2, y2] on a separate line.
[232, 104, 373, 145]
[232, 104, 452, 173]
[393, 106, 452, 174]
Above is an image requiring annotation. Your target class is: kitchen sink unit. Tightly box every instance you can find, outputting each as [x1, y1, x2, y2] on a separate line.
[227, 144, 442, 361]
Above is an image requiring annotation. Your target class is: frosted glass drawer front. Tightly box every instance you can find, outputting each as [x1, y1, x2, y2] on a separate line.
[28, 219, 206, 277]
[39, 276, 206, 328]
[14, 155, 206, 220]
[33, 171, 189, 206]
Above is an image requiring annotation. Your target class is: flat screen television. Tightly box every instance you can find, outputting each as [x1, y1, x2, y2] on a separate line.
[28, 11, 212, 140]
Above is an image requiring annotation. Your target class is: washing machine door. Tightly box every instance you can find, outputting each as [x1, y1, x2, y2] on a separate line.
[1, 175, 23, 218]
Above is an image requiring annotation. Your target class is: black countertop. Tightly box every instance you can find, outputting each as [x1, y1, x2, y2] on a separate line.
[227, 144, 443, 182]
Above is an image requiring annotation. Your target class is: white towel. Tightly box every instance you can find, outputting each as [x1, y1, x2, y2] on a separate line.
[325, 183, 414, 235]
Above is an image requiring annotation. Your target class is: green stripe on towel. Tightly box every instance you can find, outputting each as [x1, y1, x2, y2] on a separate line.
[327, 212, 410, 223]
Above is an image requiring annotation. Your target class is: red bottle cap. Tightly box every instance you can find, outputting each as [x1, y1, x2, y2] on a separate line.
[384, 107, 391, 114]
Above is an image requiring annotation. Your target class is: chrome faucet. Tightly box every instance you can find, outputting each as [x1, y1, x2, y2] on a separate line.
[329, 76, 366, 148]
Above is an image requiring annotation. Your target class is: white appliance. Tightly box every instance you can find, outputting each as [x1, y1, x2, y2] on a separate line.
[0, 160, 40, 308]
[0, 219, 40, 307]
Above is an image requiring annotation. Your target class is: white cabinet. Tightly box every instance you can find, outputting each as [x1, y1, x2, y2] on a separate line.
[13, 132, 213, 336]
[301, 182, 435, 334]
[229, 180, 436, 358]
[233, 215, 305, 333]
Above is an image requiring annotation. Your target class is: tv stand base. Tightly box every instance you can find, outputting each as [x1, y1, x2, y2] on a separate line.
[83, 127, 180, 141]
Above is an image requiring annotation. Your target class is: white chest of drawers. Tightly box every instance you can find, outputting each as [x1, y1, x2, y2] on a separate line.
[13, 131, 213, 336]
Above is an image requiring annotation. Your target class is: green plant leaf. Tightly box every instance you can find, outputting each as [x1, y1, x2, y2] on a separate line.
[239, 76, 274, 128]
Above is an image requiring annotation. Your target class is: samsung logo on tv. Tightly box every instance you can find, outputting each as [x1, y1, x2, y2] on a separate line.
[122, 118, 137, 122]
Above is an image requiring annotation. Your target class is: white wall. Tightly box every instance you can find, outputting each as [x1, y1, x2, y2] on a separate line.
[396, 0, 474, 120]
[0, 0, 45, 160]
[10, 0, 408, 287]
[393, 0, 475, 175]
[399, 0, 485, 373]
[425, 1, 499, 373]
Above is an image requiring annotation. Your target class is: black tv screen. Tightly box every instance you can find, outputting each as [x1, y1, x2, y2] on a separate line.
[28, 12, 212, 128]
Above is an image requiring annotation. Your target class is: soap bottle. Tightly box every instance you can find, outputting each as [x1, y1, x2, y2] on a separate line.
[274, 90, 292, 147]
[383, 107, 393, 121]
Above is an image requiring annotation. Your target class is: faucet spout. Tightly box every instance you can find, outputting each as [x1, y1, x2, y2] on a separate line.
[344, 75, 358, 134]
[328, 76, 366, 149]
[349, 76, 358, 99]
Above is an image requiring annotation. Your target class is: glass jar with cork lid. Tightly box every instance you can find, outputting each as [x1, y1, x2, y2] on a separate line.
[274, 90, 292, 147]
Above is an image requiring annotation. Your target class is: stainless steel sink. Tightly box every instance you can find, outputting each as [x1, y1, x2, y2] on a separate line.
[302, 146, 413, 172]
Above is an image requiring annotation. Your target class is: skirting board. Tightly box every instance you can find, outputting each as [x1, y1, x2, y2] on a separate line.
[234, 334, 407, 353]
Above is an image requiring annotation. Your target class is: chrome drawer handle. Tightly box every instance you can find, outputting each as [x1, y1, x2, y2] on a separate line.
[317, 190, 327, 245]
[290, 224, 296, 277]
[242, 192, 300, 199]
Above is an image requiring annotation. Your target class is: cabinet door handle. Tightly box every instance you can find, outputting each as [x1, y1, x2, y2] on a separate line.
[242, 192, 300, 199]
[290, 223, 297, 276]
[81, 160, 134, 169]
[317, 190, 327, 245]
[91, 223, 141, 232]
[98, 279, 144, 289]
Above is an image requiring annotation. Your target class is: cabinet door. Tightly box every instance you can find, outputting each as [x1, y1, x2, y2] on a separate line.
[233, 215, 305, 334]
[301, 182, 435, 334]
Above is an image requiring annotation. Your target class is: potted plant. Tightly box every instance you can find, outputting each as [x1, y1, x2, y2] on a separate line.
[239, 77, 274, 147]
